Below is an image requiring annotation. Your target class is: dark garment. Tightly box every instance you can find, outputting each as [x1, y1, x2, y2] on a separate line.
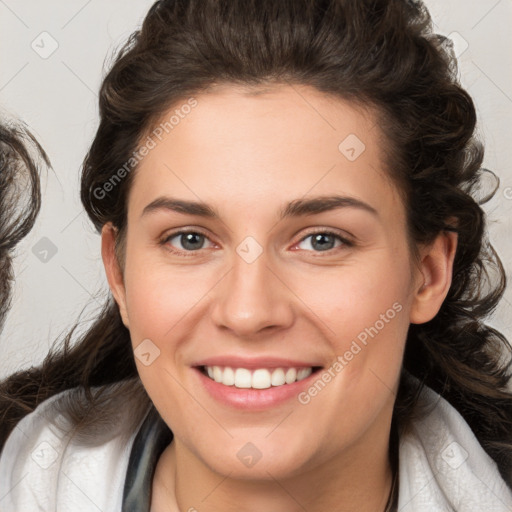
[122, 405, 173, 512]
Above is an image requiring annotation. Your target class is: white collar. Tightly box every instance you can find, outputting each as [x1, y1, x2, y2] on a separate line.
[397, 384, 512, 511]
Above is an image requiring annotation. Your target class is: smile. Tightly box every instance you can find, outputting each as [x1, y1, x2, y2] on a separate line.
[201, 365, 319, 389]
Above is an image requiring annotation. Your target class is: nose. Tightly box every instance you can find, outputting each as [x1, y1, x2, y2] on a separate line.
[209, 246, 295, 338]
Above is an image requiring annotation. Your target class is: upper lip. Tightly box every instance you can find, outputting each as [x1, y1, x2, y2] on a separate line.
[193, 356, 324, 369]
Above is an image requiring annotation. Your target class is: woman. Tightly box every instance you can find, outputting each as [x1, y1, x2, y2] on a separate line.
[1, 1, 511, 511]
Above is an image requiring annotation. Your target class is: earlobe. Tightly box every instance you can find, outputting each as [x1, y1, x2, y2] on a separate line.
[409, 231, 458, 325]
[101, 222, 130, 328]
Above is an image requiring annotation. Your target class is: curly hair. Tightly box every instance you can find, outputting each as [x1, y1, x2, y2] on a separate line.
[0, 118, 46, 331]
[1, 0, 511, 484]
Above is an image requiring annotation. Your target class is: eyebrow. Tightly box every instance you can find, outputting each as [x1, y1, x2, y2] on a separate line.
[141, 194, 378, 220]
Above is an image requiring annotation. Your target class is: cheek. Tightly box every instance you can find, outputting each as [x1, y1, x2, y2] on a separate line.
[121, 256, 212, 408]
[294, 251, 412, 334]
[125, 272, 183, 339]
[291, 250, 413, 388]
[122, 238, 213, 343]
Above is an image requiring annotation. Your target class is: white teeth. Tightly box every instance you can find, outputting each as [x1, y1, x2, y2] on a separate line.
[213, 366, 223, 383]
[204, 366, 313, 388]
[271, 368, 286, 386]
[285, 368, 297, 384]
[234, 368, 252, 388]
[296, 368, 311, 381]
[252, 369, 271, 389]
[223, 366, 235, 386]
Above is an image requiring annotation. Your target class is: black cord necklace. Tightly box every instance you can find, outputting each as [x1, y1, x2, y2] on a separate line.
[383, 417, 400, 512]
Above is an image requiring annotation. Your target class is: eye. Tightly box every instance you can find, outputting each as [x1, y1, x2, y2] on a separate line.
[161, 230, 215, 253]
[160, 229, 353, 255]
[295, 231, 352, 252]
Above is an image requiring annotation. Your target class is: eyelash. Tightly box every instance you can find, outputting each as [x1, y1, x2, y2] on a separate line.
[158, 228, 354, 257]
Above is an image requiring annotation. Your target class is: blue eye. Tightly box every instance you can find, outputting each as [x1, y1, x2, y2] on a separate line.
[296, 232, 351, 252]
[163, 231, 214, 252]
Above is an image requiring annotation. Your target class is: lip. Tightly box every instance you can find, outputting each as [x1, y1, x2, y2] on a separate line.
[192, 365, 323, 410]
[193, 355, 323, 369]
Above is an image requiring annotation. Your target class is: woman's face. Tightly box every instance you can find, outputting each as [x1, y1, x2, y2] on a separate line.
[103, 83, 450, 480]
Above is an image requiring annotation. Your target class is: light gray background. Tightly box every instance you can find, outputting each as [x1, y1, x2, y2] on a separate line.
[0, 0, 511, 379]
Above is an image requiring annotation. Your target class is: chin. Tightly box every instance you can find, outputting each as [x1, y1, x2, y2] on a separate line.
[197, 438, 317, 481]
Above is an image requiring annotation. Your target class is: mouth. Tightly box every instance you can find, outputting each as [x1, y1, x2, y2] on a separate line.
[197, 365, 324, 390]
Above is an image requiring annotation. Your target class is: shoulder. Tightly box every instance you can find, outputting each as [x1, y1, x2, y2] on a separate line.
[397, 384, 512, 512]
[0, 383, 150, 512]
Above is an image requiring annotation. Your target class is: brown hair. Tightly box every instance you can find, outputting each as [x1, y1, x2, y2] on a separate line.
[0, 119, 46, 331]
[1, 0, 511, 484]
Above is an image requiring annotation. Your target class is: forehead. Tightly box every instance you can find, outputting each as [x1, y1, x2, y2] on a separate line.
[128, 83, 403, 221]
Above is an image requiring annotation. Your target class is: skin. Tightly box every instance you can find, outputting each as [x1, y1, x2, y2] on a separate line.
[102, 83, 457, 512]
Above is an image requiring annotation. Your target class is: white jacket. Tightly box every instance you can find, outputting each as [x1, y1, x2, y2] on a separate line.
[1, 382, 511, 511]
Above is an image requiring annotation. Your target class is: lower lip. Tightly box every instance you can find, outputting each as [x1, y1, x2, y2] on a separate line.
[193, 367, 321, 410]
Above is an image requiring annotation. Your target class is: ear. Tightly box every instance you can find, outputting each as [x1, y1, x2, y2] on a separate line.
[409, 230, 458, 324]
[101, 222, 130, 328]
